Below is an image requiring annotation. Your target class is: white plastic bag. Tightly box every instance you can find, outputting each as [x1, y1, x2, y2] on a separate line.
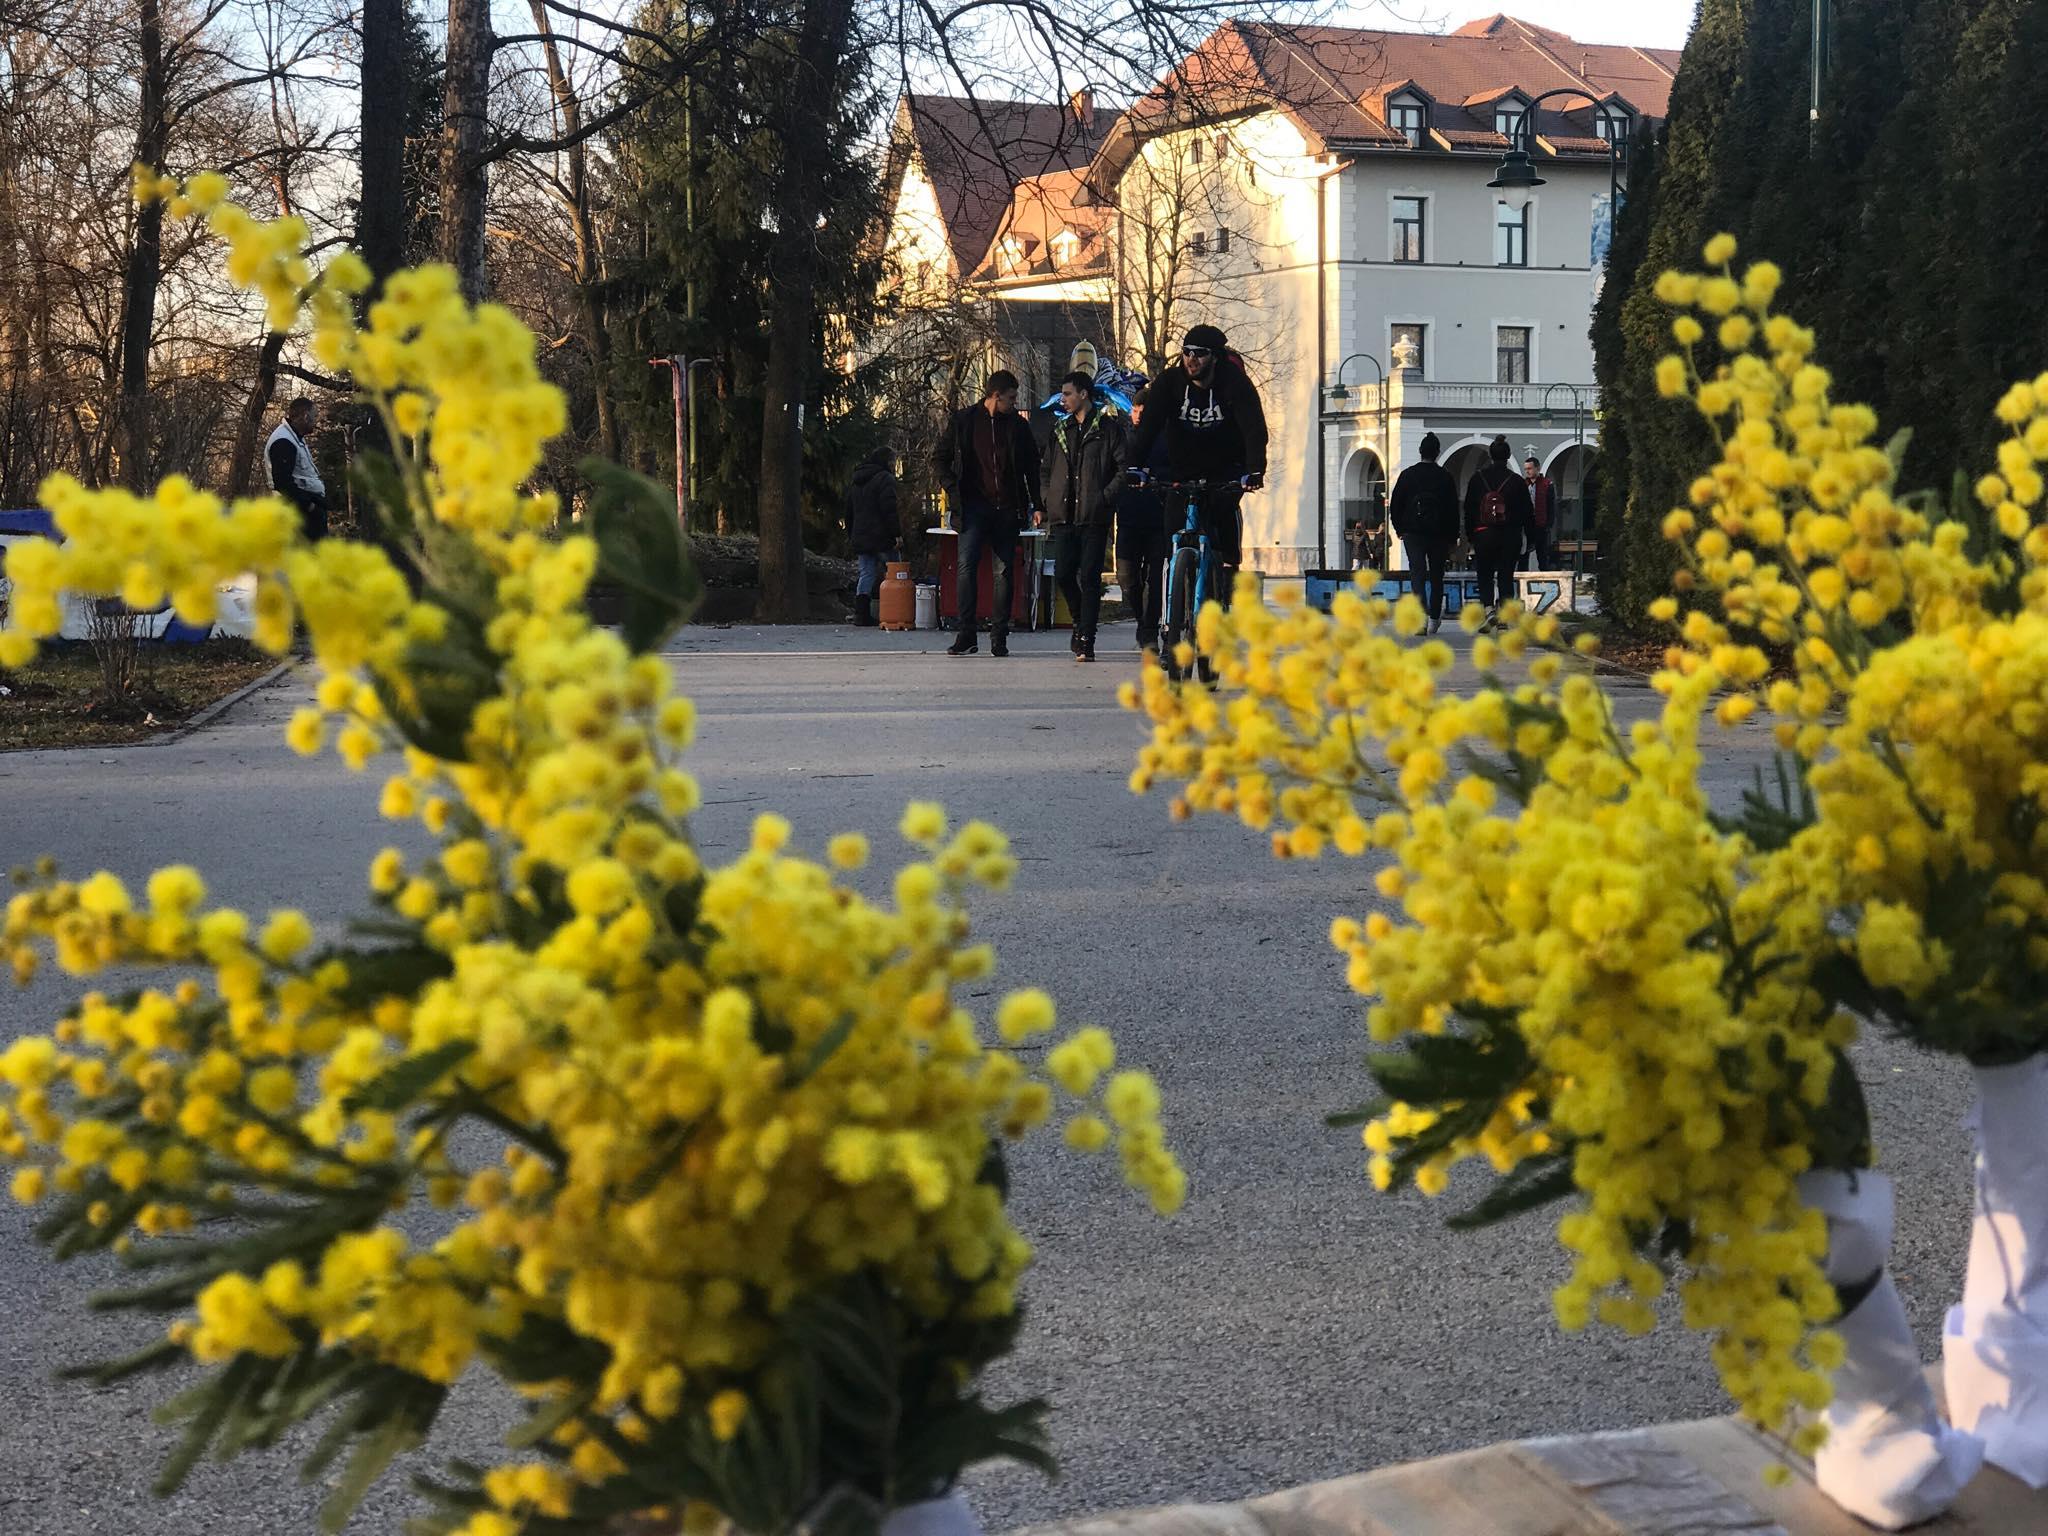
[1945, 1054, 2048, 1487]
[1801, 1169, 1983, 1528]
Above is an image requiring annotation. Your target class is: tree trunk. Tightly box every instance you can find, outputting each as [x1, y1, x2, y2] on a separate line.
[526, 0, 618, 461]
[439, 0, 491, 300]
[754, 0, 854, 622]
[116, 0, 167, 491]
[360, 0, 407, 289]
[226, 331, 287, 495]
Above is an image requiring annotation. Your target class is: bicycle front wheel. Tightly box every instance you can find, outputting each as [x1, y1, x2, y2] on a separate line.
[1165, 546, 1200, 648]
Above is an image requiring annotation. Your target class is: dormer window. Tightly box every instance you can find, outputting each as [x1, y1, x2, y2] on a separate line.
[1388, 94, 1426, 148]
[997, 236, 1029, 275]
[1596, 107, 1630, 155]
[1493, 100, 1526, 142]
[1050, 229, 1081, 267]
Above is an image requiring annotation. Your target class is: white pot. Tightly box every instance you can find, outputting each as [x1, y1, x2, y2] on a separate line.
[879, 1493, 981, 1536]
[1944, 1053, 2048, 1487]
[1799, 1169, 1983, 1529]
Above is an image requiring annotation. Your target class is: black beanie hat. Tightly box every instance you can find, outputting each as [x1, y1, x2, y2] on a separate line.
[1183, 323, 1227, 352]
[1418, 432, 1441, 460]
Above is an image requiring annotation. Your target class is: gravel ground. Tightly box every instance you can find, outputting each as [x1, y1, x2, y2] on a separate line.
[0, 621, 1977, 1536]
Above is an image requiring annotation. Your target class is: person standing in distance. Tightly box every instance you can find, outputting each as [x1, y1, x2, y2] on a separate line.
[1521, 448, 1557, 569]
[843, 446, 899, 627]
[1113, 400, 1172, 657]
[266, 397, 327, 541]
[1463, 434, 1534, 628]
[1127, 324, 1267, 679]
[1388, 432, 1459, 634]
[932, 370, 1041, 657]
[1042, 371, 1126, 663]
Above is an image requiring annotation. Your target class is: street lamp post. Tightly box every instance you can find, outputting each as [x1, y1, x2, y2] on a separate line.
[1486, 87, 1626, 217]
[1324, 352, 1386, 571]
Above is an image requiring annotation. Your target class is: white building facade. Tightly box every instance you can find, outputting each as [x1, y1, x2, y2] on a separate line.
[1086, 16, 1677, 575]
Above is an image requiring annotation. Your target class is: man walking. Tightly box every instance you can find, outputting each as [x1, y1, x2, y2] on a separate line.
[932, 370, 1040, 657]
[1113, 401, 1171, 656]
[266, 398, 327, 541]
[1128, 323, 1266, 679]
[1042, 371, 1126, 663]
[1388, 432, 1459, 634]
[1464, 435, 1534, 627]
[843, 446, 898, 627]
[1522, 449, 1556, 569]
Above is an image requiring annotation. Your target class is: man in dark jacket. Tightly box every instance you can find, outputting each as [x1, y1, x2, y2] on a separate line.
[843, 447, 898, 627]
[1127, 323, 1267, 604]
[1388, 431, 1460, 634]
[1464, 435, 1535, 626]
[1042, 371, 1126, 662]
[266, 398, 327, 541]
[932, 370, 1041, 657]
[1114, 400, 1171, 657]
[1521, 449, 1556, 569]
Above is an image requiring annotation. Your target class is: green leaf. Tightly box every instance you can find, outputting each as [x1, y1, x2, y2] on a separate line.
[1445, 1149, 1576, 1231]
[348, 449, 418, 543]
[1882, 427, 1913, 472]
[154, 1355, 260, 1495]
[321, 1393, 435, 1533]
[503, 1385, 594, 1451]
[60, 1336, 186, 1386]
[344, 1039, 476, 1115]
[787, 1014, 858, 1090]
[1325, 1097, 1390, 1129]
[327, 943, 455, 1010]
[582, 457, 703, 651]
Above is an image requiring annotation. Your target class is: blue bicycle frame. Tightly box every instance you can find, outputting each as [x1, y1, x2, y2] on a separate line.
[1160, 479, 1229, 634]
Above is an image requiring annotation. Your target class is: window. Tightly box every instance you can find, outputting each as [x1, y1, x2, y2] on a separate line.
[1188, 231, 1208, 258]
[1050, 229, 1080, 267]
[1495, 200, 1529, 266]
[1391, 196, 1425, 262]
[1389, 98, 1425, 148]
[1494, 103, 1525, 142]
[1391, 322, 1426, 375]
[1496, 325, 1531, 384]
[1190, 137, 1205, 166]
[1596, 109, 1630, 156]
[998, 236, 1028, 275]
[1213, 227, 1231, 255]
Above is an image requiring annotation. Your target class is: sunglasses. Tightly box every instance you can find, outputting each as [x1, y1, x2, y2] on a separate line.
[1181, 346, 1213, 359]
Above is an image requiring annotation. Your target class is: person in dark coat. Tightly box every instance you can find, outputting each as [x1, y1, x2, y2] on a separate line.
[843, 447, 899, 627]
[1042, 372, 1126, 662]
[1127, 323, 1267, 607]
[1388, 431, 1460, 634]
[1114, 401, 1172, 656]
[932, 370, 1041, 657]
[1521, 449, 1557, 569]
[1463, 434, 1535, 626]
[265, 398, 327, 541]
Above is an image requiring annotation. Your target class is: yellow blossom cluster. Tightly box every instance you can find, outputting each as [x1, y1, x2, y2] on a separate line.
[1649, 235, 2048, 1060]
[0, 180, 1181, 1535]
[1122, 575, 1853, 1439]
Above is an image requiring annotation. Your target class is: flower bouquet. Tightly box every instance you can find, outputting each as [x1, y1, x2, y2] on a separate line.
[0, 178, 1182, 1536]
[1124, 233, 2048, 1526]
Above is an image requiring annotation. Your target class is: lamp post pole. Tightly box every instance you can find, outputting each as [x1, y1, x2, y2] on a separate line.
[1327, 352, 1387, 570]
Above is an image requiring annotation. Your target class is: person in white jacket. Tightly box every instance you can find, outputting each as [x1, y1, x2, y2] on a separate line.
[265, 398, 328, 540]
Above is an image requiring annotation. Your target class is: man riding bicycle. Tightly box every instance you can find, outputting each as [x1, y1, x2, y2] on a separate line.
[1127, 324, 1267, 679]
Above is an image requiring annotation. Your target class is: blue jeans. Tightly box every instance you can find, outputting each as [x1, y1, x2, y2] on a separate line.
[955, 503, 1017, 634]
[856, 552, 886, 596]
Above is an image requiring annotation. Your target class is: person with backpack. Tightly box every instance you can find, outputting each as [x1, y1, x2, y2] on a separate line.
[1464, 435, 1535, 627]
[1042, 371, 1126, 663]
[1388, 432, 1460, 634]
[843, 446, 898, 628]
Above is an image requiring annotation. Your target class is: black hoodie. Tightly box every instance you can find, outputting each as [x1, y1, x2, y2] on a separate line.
[844, 450, 899, 555]
[1129, 353, 1268, 483]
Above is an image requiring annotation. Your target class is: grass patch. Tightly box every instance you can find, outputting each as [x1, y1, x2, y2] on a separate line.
[0, 640, 278, 750]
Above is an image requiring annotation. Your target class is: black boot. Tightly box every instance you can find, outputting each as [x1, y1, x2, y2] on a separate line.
[947, 630, 977, 656]
[854, 594, 877, 627]
[989, 630, 1009, 658]
[1077, 631, 1096, 663]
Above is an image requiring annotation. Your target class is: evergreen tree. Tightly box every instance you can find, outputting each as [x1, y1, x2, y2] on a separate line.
[607, 1, 889, 553]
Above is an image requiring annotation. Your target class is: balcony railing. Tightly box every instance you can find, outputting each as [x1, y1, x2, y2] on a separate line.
[1326, 381, 1600, 418]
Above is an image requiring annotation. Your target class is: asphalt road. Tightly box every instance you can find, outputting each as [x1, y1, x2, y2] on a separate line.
[0, 622, 1979, 1535]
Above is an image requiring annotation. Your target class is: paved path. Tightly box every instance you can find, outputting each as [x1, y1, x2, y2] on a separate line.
[0, 623, 1976, 1535]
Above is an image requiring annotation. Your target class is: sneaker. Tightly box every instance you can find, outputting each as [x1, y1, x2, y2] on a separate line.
[946, 633, 977, 657]
[1427, 616, 1443, 635]
[1077, 635, 1096, 663]
[1070, 630, 1083, 656]
[990, 633, 1009, 658]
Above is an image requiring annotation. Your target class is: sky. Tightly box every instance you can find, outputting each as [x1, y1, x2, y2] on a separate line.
[1335, 0, 1696, 51]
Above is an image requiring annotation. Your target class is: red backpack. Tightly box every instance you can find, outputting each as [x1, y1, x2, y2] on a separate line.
[1476, 468, 1512, 530]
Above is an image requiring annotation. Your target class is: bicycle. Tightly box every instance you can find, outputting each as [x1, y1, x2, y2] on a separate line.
[1130, 474, 1248, 683]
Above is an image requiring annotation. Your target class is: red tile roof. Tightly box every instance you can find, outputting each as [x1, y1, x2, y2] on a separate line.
[1087, 16, 1678, 192]
[889, 95, 1118, 277]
